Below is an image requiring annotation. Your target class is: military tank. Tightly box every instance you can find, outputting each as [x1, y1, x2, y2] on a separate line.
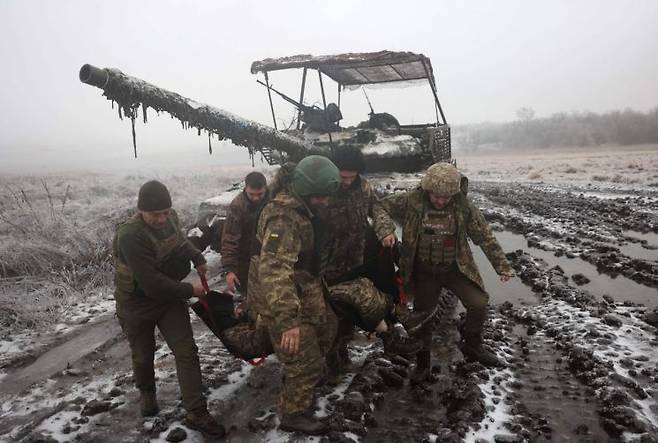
[79, 52, 452, 248]
[79, 50, 451, 172]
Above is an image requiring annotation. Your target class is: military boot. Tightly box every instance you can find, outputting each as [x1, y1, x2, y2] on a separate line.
[184, 409, 226, 438]
[410, 350, 431, 385]
[393, 304, 440, 336]
[139, 390, 159, 417]
[279, 411, 327, 435]
[379, 327, 423, 356]
[460, 333, 505, 368]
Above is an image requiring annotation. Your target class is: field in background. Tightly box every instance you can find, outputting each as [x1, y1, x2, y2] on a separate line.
[457, 143, 658, 186]
[0, 163, 271, 336]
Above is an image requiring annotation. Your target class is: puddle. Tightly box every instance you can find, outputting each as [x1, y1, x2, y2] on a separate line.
[471, 244, 537, 306]
[616, 229, 658, 262]
[625, 229, 658, 246]
[493, 231, 658, 308]
[617, 241, 658, 262]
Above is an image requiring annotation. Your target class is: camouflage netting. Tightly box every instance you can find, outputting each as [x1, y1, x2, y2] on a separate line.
[79, 64, 311, 161]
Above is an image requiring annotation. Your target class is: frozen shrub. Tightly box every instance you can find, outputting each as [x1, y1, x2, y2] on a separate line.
[0, 167, 257, 336]
[528, 171, 543, 180]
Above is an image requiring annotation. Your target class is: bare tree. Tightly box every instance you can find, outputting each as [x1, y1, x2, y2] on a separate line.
[516, 106, 536, 123]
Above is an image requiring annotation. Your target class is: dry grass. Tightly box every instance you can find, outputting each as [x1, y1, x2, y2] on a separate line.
[0, 182, 117, 332]
[0, 165, 263, 334]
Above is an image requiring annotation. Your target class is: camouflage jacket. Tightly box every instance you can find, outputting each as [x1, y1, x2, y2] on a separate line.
[248, 190, 329, 332]
[267, 161, 296, 198]
[382, 176, 512, 291]
[220, 190, 269, 274]
[114, 209, 205, 302]
[325, 176, 395, 280]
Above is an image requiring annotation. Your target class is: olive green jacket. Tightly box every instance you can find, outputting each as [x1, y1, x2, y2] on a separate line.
[382, 177, 512, 291]
[114, 210, 205, 302]
[248, 190, 328, 332]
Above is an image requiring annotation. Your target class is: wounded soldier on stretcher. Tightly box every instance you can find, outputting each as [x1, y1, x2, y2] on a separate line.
[192, 236, 439, 363]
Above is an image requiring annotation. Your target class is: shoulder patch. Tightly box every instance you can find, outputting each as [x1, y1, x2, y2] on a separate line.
[263, 230, 283, 252]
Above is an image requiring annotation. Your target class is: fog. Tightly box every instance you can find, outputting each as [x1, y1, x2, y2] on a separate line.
[1, 0, 657, 173]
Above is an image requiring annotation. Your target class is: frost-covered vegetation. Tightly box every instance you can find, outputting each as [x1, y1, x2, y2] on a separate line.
[0, 165, 262, 337]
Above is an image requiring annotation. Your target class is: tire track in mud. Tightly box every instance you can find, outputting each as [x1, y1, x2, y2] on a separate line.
[493, 250, 658, 441]
[0, 315, 121, 396]
[503, 326, 610, 442]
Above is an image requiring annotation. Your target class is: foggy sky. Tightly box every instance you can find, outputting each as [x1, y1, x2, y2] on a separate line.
[1, 0, 657, 173]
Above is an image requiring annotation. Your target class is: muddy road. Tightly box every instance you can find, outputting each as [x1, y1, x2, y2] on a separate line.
[1, 178, 657, 443]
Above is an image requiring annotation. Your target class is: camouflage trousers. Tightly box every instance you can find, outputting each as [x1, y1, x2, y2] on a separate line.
[327, 277, 389, 331]
[219, 320, 273, 360]
[326, 277, 390, 375]
[413, 266, 489, 351]
[264, 297, 337, 416]
[221, 279, 385, 384]
[115, 291, 206, 413]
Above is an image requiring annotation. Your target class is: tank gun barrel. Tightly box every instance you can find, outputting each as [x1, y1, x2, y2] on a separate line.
[79, 63, 311, 161]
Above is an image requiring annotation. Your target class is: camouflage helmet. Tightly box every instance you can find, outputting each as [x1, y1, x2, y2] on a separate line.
[421, 162, 461, 196]
[291, 155, 340, 197]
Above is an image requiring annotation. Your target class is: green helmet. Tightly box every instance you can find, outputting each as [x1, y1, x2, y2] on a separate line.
[291, 155, 340, 197]
[421, 162, 461, 196]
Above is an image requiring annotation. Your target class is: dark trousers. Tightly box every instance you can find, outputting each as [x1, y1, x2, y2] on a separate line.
[237, 261, 250, 297]
[413, 267, 489, 351]
[116, 293, 206, 413]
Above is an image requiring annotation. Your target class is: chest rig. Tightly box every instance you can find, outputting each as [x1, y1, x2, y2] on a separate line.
[114, 214, 186, 293]
[415, 203, 457, 272]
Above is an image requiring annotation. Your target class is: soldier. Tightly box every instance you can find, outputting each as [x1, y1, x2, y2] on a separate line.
[382, 163, 514, 378]
[113, 180, 225, 438]
[324, 147, 401, 376]
[247, 155, 340, 435]
[221, 171, 269, 295]
[325, 146, 396, 281]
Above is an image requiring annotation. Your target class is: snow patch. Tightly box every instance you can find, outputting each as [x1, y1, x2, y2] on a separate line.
[188, 227, 203, 238]
[202, 190, 241, 207]
[464, 368, 516, 443]
[207, 361, 253, 401]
